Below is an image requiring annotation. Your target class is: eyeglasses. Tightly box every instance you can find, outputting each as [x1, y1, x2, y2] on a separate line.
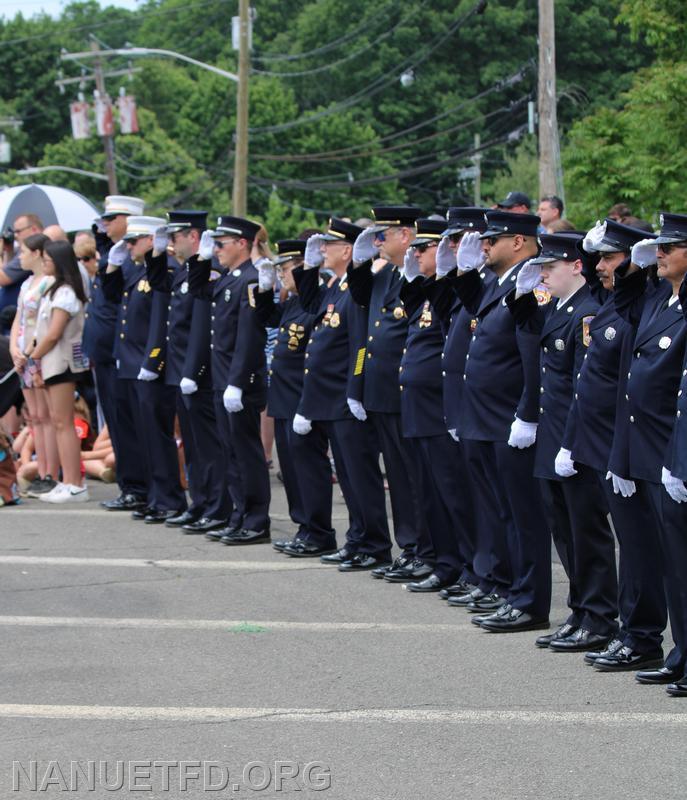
[13, 225, 32, 235]
[485, 234, 516, 246]
[657, 242, 687, 254]
[374, 230, 386, 242]
[414, 242, 438, 254]
[447, 233, 464, 244]
[214, 238, 238, 250]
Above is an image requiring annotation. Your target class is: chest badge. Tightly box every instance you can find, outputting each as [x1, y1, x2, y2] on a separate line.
[555, 339, 565, 351]
[659, 336, 672, 350]
[604, 326, 616, 341]
[137, 279, 151, 293]
[329, 312, 341, 328]
[470, 318, 478, 332]
[393, 306, 406, 320]
[287, 323, 305, 351]
[419, 301, 432, 329]
[224, 288, 232, 303]
[533, 287, 552, 305]
[582, 315, 595, 347]
[180, 281, 189, 294]
[323, 303, 335, 326]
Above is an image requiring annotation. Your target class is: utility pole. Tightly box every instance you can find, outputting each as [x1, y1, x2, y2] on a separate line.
[472, 133, 481, 206]
[232, 0, 250, 217]
[90, 37, 118, 194]
[537, 0, 563, 202]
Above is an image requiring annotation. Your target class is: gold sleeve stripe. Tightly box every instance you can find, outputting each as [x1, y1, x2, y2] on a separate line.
[149, 348, 161, 358]
[354, 348, 366, 376]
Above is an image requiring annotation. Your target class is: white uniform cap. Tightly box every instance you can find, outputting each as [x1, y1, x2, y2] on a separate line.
[124, 216, 166, 239]
[102, 195, 145, 218]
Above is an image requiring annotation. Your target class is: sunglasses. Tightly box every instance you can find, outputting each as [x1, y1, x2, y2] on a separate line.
[374, 230, 386, 242]
[214, 238, 239, 250]
[485, 234, 516, 246]
[657, 242, 687, 254]
[414, 242, 438, 254]
[447, 233, 464, 244]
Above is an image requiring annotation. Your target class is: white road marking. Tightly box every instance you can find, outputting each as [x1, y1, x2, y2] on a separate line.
[0, 556, 325, 571]
[0, 704, 684, 726]
[0, 615, 468, 633]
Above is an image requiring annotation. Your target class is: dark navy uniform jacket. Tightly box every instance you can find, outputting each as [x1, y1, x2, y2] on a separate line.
[563, 293, 634, 474]
[346, 260, 407, 414]
[453, 261, 542, 441]
[508, 284, 599, 480]
[613, 267, 687, 483]
[293, 266, 366, 421]
[424, 268, 496, 431]
[666, 279, 687, 481]
[188, 256, 266, 405]
[254, 291, 316, 420]
[102, 259, 154, 380]
[145, 251, 212, 387]
[83, 239, 119, 365]
[398, 277, 446, 438]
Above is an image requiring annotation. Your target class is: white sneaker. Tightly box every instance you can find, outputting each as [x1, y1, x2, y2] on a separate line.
[39, 483, 68, 503]
[55, 484, 90, 504]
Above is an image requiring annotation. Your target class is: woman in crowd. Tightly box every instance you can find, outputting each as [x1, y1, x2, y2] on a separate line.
[8, 233, 60, 496]
[26, 241, 90, 503]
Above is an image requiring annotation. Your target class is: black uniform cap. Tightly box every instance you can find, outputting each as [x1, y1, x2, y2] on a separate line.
[211, 215, 262, 241]
[442, 207, 488, 236]
[480, 210, 541, 239]
[530, 233, 584, 265]
[655, 212, 687, 245]
[368, 205, 422, 234]
[274, 239, 307, 265]
[595, 218, 656, 253]
[410, 218, 447, 247]
[165, 210, 208, 234]
[320, 217, 363, 245]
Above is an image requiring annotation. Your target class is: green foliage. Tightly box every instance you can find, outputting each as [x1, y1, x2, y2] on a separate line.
[258, 190, 318, 242]
[616, 0, 687, 59]
[483, 137, 539, 208]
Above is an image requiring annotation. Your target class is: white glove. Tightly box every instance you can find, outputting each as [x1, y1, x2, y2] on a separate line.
[631, 238, 658, 269]
[304, 234, 326, 269]
[582, 221, 606, 254]
[401, 248, 420, 282]
[448, 429, 460, 442]
[292, 413, 312, 435]
[554, 447, 578, 478]
[456, 231, 485, 272]
[137, 367, 158, 382]
[516, 259, 542, 295]
[223, 384, 243, 413]
[352, 228, 379, 266]
[256, 258, 277, 292]
[180, 378, 198, 395]
[662, 467, 687, 504]
[199, 230, 215, 261]
[508, 416, 538, 449]
[108, 239, 128, 268]
[153, 226, 168, 256]
[435, 237, 456, 279]
[347, 398, 367, 421]
[606, 471, 637, 498]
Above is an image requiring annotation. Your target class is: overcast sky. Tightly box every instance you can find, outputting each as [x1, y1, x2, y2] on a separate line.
[0, 0, 141, 20]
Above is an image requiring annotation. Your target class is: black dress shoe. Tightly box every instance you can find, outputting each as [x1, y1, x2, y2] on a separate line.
[144, 509, 186, 524]
[206, 525, 235, 542]
[372, 552, 412, 579]
[406, 574, 450, 593]
[221, 528, 271, 545]
[471, 603, 512, 626]
[665, 680, 687, 697]
[132, 506, 156, 520]
[584, 637, 624, 665]
[320, 546, 355, 565]
[466, 592, 504, 612]
[535, 622, 577, 649]
[273, 537, 299, 552]
[384, 559, 433, 583]
[165, 510, 201, 527]
[338, 554, 391, 572]
[439, 581, 476, 600]
[549, 628, 613, 653]
[636, 666, 682, 685]
[594, 646, 664, 672]
[480, 608, 550, 633]
[447, 587, 486, 607]
[102, 493, 146, 511]
[182, 517, 226, 534]
[283, 541, 337, 558]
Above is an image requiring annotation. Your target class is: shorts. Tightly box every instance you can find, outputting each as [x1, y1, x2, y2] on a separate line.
[44, 368, 87, 386]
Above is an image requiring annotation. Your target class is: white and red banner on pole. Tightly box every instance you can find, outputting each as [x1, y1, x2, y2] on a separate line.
[94, 91, 114, 137]
[69, 101, 91, 140]
[116, 94, 139, 135]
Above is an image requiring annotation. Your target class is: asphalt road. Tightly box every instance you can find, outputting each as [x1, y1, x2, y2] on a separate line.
[1, 474, 685, 799]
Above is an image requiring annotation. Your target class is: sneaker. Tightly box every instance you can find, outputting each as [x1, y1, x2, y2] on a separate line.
[39, 483, 69, 502]
[26, 475, 58, 498]
[53, 484, 90, 504]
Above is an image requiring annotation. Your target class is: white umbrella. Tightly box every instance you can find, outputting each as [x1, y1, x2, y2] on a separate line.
[0, 184, 99, 233]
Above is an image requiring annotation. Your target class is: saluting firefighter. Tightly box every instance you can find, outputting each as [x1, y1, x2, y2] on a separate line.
[144, 211, 231, 534]
[292, 218, 392, 571]
[346, 207, 433, 581]
[452, 210, 551, 633]
[423, 207, 493, 603]
[506, 232, 618, 653]
[252, 239, 330, 556]
[90, 195, 148, 512]
[188, 216, 271, 545]
[563, 219, 667, 672]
